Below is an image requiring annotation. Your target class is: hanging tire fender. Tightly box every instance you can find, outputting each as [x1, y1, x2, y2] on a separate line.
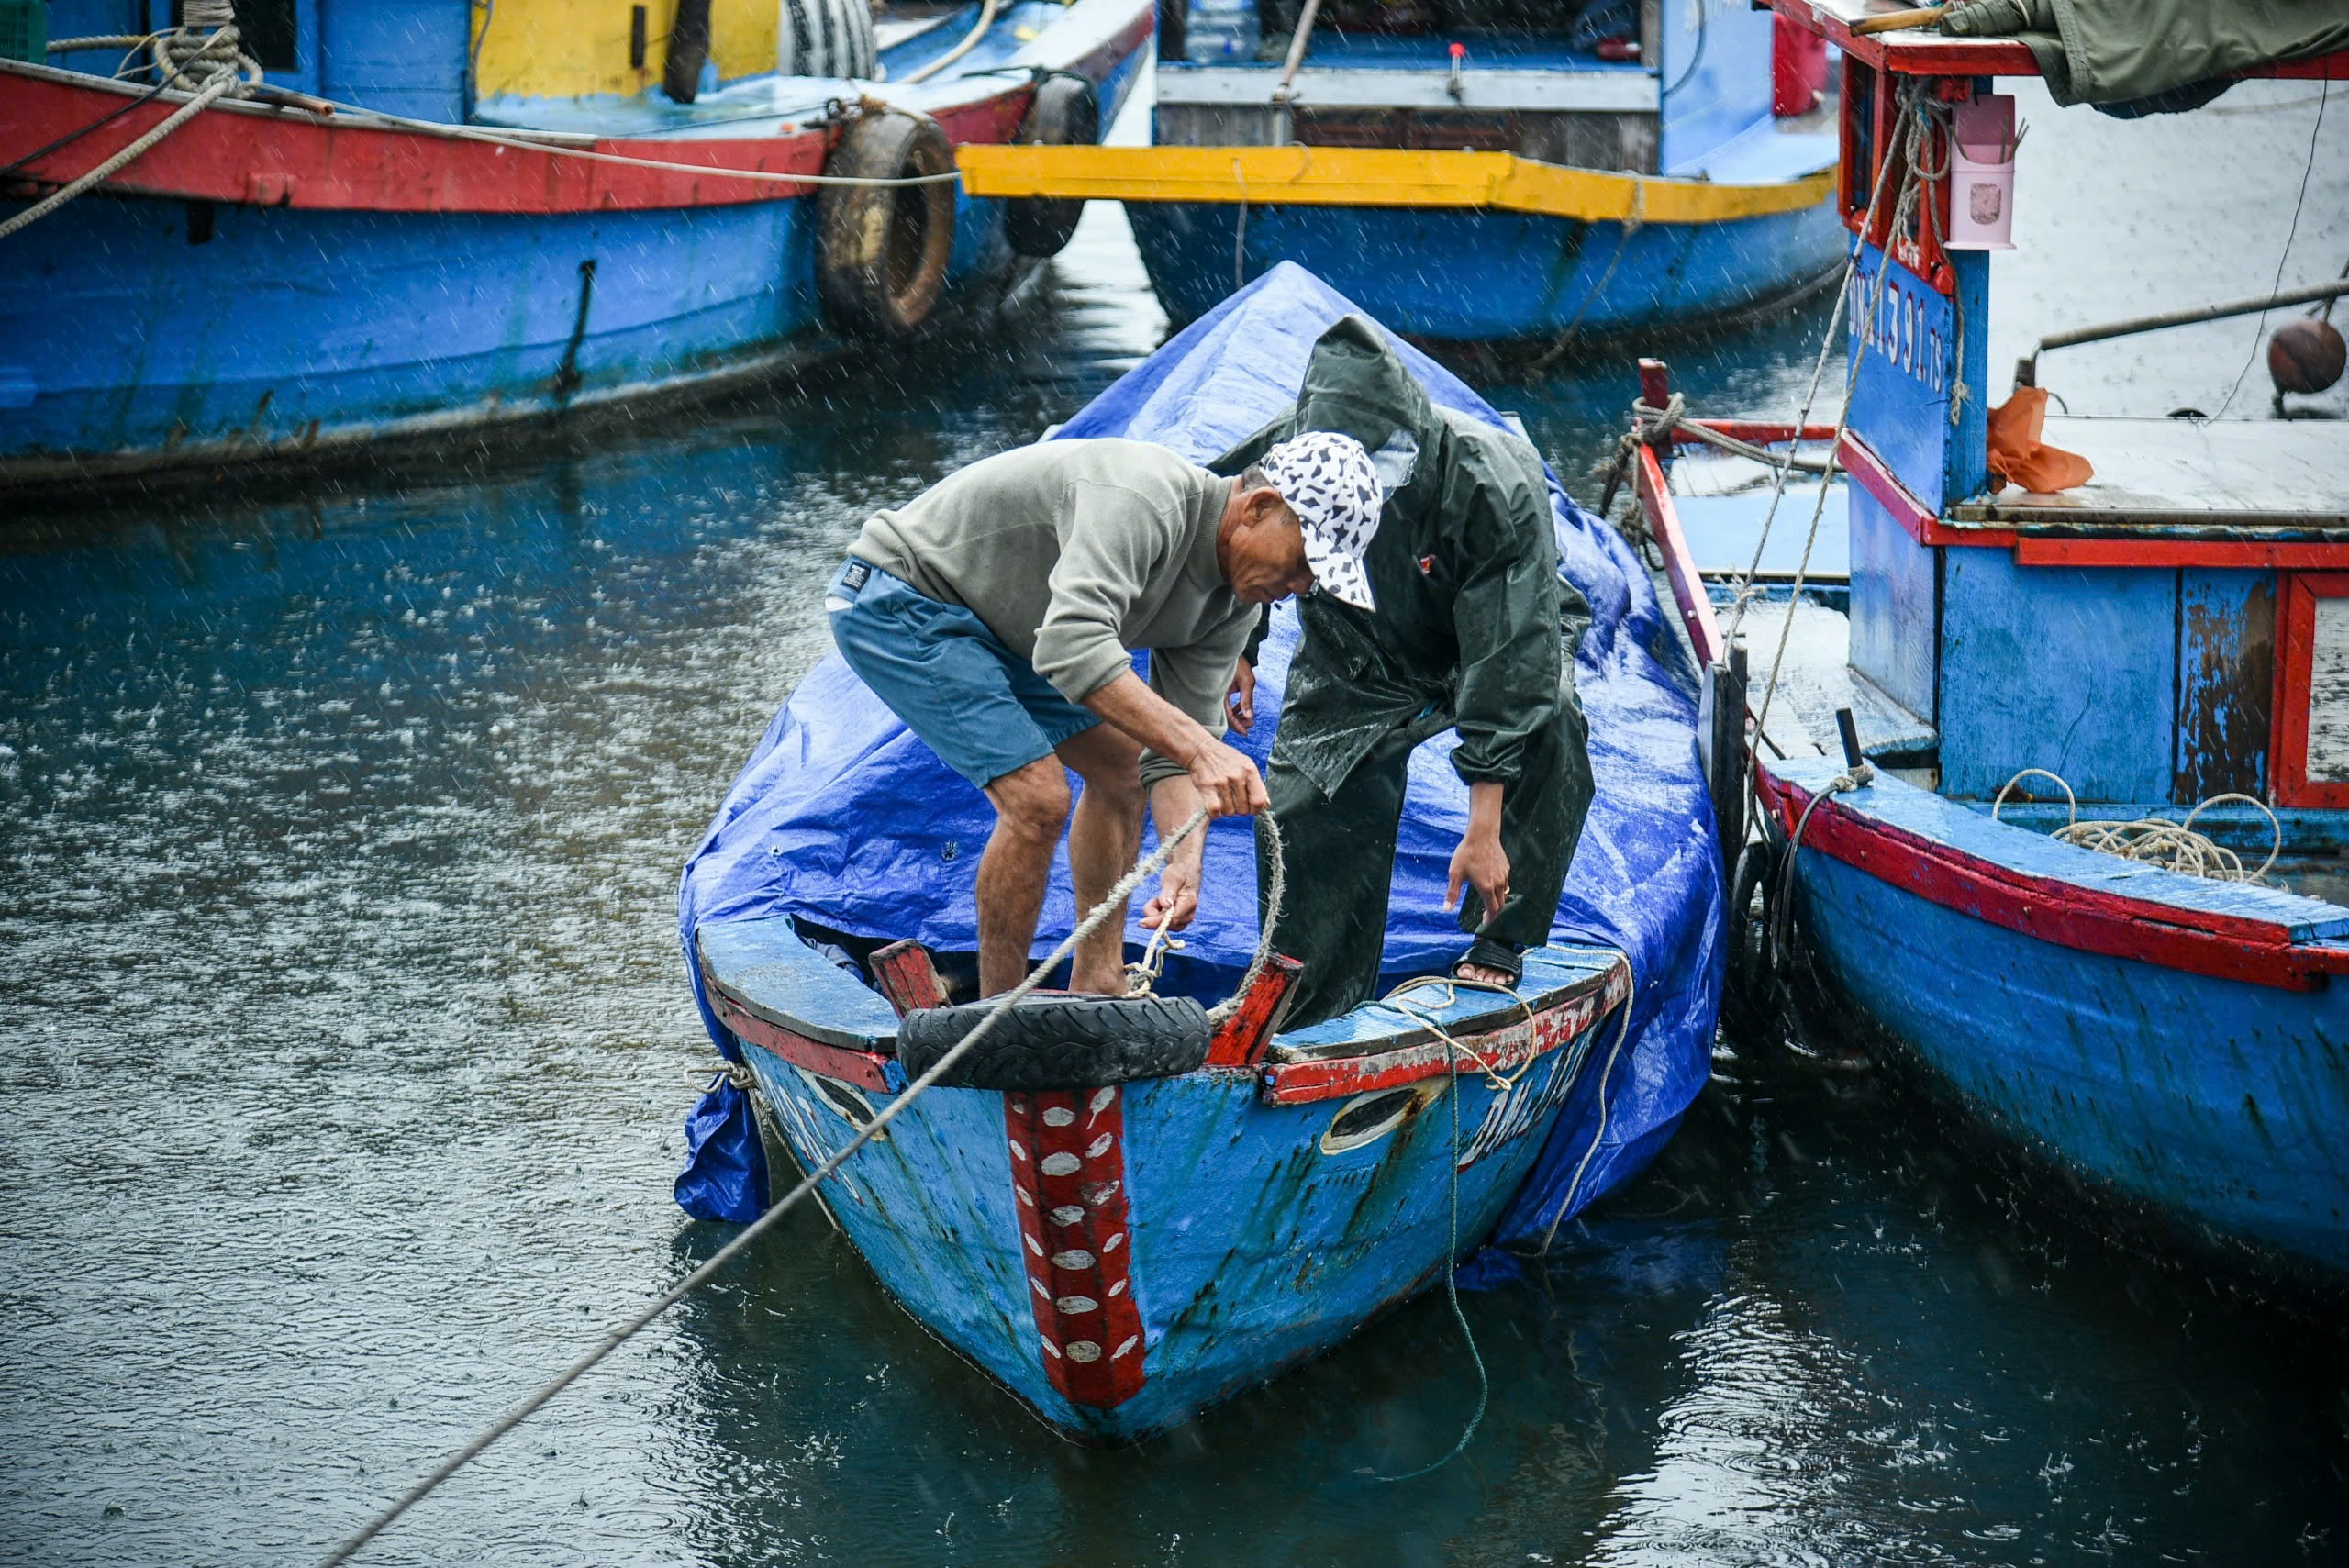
[817, 109, 958, 339]
[1004, 72, 1101, 260]
[896, 994, 1212, 1090]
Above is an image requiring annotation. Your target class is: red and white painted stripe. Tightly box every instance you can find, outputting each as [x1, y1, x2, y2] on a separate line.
[1004, 1085, 1146, 1408]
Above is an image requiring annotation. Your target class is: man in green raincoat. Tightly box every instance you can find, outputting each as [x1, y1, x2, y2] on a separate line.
[1215, 317, 1595, 1029]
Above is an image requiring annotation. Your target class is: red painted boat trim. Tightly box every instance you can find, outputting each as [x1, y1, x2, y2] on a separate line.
[867, 939, 949, 1018]
[708, 987, 903, 1093]
[0, 67, 1024, 214]
[1639, 444, 1727, 666]
[1772, 0, 2349, 82]
[1675, 420, 1839, 449]
[1835, 429, 2017, 550]
[2275, 573, 2349, 811]
[1259, 966, 1629, 1106]
[2013, 537, 2349, 570]
[1758, 766, 2349, 992]
[1204, 954, 1301, 1068]
[1006, 1086, 1147, 1408]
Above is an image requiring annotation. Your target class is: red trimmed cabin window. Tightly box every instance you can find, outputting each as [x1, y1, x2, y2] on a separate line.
[2274, 572, 2349, 808]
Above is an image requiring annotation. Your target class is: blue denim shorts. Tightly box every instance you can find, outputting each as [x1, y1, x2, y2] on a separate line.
[826, 558, 1100, 789]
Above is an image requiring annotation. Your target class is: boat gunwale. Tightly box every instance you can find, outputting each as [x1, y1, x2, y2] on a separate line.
[696, 914, 1631, 1102]
[1757, 761, 2349, 993]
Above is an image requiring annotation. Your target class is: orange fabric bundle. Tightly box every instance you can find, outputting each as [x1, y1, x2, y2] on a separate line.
[1986, 385, 2095, 493]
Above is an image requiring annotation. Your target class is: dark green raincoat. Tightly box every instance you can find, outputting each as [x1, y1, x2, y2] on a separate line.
[1214, 317, 1595, 1029]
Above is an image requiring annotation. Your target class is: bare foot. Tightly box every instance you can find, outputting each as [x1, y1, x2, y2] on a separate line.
[1453, 962, 1515, 987]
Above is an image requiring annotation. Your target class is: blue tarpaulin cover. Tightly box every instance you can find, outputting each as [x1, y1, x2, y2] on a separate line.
[676, 262, 1720, 1247]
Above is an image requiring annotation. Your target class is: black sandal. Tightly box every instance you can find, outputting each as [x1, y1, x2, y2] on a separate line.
[1451, 937, 1523, 987]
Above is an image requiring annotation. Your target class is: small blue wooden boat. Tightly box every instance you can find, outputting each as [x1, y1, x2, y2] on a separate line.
[960, 0, 1845, 341]
[676, 261, 1721, 1440]
[0, 0, 1152, 494]
[1638, 3, 2349, 1286]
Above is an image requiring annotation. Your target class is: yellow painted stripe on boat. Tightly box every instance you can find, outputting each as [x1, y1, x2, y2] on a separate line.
[473, 0, 780, 102]
[955, 144, 1834, 225]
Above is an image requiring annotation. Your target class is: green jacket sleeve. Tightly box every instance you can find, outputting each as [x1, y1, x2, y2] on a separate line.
[1442, 417, 1564, 789]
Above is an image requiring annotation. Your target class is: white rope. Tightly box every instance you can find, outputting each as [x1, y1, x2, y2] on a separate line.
[16, 63, 967, 201]
[898, 0, 1000, 85]
[1377, 974, 1540, 1093]
[315, 805, 1219, 1568]
[418, 120, 965, 187]
[1532, 941, 1637, 1256]
[1992, 770, 2281, 884]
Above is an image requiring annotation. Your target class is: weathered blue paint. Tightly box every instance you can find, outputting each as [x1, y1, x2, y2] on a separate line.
[1773, 756, 2349, 1280]
[2175, 568, 2277, 802]
[718, 917, 1623, 1440]
[1126, 196, 1846, 343]
[1940, 549, 2179, 803]
[4, 197, 821, 465]
[1844, 480, 1938, 719]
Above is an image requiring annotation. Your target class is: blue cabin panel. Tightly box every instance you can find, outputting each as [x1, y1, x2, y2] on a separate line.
[1940, 550, 2176, 803]
[2174, 568, 2275, 805]
[73, 1, 472, 118]
[316, 1, 473, 123]
[1847, 245, 1987, 514]
[1846, 483, 1936, 721]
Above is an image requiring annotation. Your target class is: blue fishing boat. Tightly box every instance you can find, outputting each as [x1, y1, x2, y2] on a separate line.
[0, 0, 1152, 494]
[676, 261, 1720, 1440]
[1636, 2, 2349, 1286]
[960, 0, 1846, 341]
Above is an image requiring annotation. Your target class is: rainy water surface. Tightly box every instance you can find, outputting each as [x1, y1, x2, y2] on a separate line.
[4, 79, 2347, 1568]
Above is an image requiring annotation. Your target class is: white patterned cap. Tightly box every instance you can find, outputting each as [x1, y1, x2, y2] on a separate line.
[1258, 431, 1383, 610]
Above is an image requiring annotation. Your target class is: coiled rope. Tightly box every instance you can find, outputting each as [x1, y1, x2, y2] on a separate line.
[317, 802, 1281, 1567]
[2, 6, 261, 241]
[1992, 768, 2282, 884]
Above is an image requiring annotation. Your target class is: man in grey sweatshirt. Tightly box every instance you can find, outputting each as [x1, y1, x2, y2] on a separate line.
[829, 432, 1383, 997]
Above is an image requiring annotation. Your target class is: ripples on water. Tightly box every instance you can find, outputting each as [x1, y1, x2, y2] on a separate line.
[3, 79, 2346, 1568]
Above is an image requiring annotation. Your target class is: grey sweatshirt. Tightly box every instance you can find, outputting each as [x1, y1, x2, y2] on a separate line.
[851, 439, 1252, 775]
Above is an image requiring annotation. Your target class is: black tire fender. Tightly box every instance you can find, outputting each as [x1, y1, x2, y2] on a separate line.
[896, 993, 1212, 1091]
[818, 110, 957, 339]
[781, 0, 877, 80]
[1004, 72, 1100, 260]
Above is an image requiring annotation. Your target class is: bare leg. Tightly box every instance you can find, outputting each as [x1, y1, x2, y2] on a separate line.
[977, 757, 1072, 997]
[1055, 724, 1146, 995]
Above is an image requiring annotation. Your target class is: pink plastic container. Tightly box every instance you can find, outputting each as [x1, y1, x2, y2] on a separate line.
[1947, 94, 2017, 250]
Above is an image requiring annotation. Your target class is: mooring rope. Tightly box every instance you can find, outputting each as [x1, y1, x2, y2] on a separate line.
[1531, 942, 1638, 1256]
[1362, 1034, 1488, 1483]
[317, 804, 1248, 1568]
[8, 46, 967, 238]
[1742, 85, 1943, 779]
[1, 15, 259, 241]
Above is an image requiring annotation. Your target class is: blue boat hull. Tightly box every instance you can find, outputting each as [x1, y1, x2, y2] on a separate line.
[735, 1011, 1603, 1440]
[1127, 195, 1844, 342]
[0, 42, 1145, 486]
[1783, 821, 2349, 1282]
